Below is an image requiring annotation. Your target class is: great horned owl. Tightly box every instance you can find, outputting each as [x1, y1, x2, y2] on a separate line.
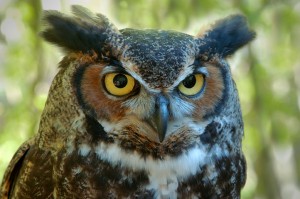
[0, 5, 255, 199]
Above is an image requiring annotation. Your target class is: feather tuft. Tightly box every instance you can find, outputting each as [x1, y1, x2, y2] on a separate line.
[196, 14, 256, 58]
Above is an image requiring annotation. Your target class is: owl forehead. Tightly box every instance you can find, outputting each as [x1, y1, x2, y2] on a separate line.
[120, 29, 197, 89]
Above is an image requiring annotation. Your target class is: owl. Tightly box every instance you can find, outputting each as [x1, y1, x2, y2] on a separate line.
[0, 5, 255, 199]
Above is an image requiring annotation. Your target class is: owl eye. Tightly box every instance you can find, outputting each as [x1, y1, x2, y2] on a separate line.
[178, 74, 205, 96]
[104, 73, 136, 96]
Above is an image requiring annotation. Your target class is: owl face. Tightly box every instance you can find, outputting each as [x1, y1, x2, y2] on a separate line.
[37, 5, 255, 197]
[74, 28, 227, 146]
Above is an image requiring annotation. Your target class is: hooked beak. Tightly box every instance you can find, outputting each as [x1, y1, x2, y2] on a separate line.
[154, 95, 169, 142]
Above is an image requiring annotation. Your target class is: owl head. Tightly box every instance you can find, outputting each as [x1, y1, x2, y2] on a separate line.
[39, 5, 255, 159]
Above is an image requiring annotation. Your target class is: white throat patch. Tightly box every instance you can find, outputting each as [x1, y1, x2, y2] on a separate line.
[94, 142, 207, 198]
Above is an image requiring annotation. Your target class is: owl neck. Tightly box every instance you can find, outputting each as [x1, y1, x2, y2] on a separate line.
[36, 61, 85, 150]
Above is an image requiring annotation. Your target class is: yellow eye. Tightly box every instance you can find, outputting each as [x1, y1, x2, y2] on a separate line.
[178, 74, 205, 96]
[104, 73, 136, 96]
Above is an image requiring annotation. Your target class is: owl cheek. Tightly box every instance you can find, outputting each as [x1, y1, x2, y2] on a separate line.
[193, 65, 225, 119]
[74, 64, 126, 121]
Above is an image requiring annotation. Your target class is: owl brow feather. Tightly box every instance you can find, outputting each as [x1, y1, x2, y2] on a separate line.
[101, 65, 127, 76]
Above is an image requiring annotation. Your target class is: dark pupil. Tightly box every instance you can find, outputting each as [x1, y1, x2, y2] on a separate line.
[113, 74, 128, 88]
[182, 75, 196, 88]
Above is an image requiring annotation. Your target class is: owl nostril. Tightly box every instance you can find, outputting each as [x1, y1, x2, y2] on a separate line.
[155, 94, 169, 107]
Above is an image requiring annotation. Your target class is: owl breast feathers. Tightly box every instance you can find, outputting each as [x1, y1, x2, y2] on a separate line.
[0, 5, 255, 199]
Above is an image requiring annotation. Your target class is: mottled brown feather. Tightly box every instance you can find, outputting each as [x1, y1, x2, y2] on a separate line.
[0, 138, 34, 199]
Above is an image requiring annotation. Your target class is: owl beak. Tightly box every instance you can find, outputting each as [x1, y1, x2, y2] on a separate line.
[155, 95, 169, 142]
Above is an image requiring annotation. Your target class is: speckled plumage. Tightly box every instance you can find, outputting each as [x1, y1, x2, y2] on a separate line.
[1, 5, 255, 199]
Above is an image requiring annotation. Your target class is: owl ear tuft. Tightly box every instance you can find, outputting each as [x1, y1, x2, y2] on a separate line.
[196, 14, 256, 58]
[41, 5, 122, 55]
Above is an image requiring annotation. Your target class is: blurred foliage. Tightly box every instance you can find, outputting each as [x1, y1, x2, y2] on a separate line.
[0, 0, 299, 198]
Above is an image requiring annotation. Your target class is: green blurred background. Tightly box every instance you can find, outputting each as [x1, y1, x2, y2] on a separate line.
[0, 0, 299, 198]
